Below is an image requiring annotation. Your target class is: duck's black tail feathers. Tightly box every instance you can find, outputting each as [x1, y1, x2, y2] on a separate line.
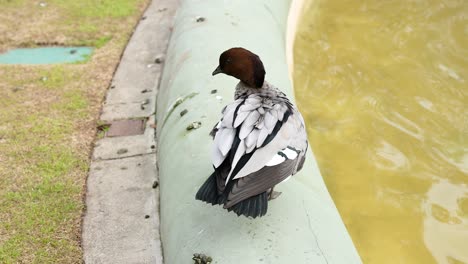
[195, 172, 219, 205]
[226, 191, 268, 219]
[196, 173, 268, 218]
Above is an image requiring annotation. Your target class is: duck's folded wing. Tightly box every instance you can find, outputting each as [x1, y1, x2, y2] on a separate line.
[211, 99, 244, 168]
[230, 112, 305, 182]
[212, 94, 307, 185]
[223, 157, 297, 208]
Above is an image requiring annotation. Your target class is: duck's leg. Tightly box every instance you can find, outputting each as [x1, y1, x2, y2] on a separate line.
[268, 186, 282, 200]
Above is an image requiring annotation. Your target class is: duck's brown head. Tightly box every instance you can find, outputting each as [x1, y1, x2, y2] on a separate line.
[212, 47, 265, 88]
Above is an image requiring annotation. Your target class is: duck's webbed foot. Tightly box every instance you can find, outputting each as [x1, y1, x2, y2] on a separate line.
[268, 187, 282, 200]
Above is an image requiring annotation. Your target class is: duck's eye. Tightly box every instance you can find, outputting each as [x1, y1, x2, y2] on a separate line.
[226, 58, 232, 63]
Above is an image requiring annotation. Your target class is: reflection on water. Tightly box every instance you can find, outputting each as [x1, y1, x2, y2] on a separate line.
[423, 181, 468, 264]
[293, 0, 468, 263]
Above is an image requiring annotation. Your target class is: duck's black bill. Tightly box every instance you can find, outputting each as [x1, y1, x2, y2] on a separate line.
[212, 66, 222, 76]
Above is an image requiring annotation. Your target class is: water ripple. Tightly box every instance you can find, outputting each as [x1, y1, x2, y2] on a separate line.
[372, 140, 410, 171]
[423, 180, 468, 264]
[380, 111, 425, 141]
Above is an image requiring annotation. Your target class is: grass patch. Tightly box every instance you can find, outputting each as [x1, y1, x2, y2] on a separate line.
[39, 66, 70, 89]
[51, 0, 141, 18]
[0, 0, 147, 52]
[77, 36, 113, 49]
[0, 0, 150, 262]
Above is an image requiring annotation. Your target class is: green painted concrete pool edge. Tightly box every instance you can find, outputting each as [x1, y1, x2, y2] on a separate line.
[155, 0, 362, 263]
[0, 47, 93, 64]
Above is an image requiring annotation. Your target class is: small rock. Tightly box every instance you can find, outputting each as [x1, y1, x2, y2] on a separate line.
[150, 145, 155, 149]
[39, 2, 47, 7]
[152, 181, 159, 189]
[12, 87, 23, 92]
[120, 166, 128, 170]
[158, 7, 167, 12]
[69, 49, 77, 54]
[141, 99, 150, 110]
[141, 89, 151, 93]
[147, 64, 153, 68]
[215, 95, 223, 101]
[180, 109, 188, 116]
[154, 56, 164, 64]
[186, 121, 202, 131]
[117, 148, 128, 155]
[41, 76, 48, 82]
[145, 215, 150, 219]
[110, 85, 115, 89]
[196, 16, 205, 22]
[95, 166, 102, 171]
[210, 89, 217, 94]
[141, 16, 147, 20]
[192, 253, 213, 264]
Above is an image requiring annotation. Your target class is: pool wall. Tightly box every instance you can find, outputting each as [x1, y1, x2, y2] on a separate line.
[155, 0, 362, 263]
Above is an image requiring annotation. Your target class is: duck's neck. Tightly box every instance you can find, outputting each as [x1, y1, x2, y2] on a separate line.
[234, 81, 270, 99]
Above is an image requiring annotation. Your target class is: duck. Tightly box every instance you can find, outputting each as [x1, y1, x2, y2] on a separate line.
[195, 47, 308, 218]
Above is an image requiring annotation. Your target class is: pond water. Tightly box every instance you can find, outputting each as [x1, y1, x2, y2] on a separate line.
[294, 0, 467, 263]
[0, 47, 93, 64]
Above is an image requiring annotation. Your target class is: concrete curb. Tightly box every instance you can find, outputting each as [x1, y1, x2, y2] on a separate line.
[156, 0, 362, 263]
[82, 0, 177, 263]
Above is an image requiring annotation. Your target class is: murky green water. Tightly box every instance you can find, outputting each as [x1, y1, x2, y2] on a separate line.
[0, 47, 93, 64]
[294, 0, 467, 263]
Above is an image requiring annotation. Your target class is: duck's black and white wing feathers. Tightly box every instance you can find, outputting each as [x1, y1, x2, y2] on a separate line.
[210, 85, 308, 208]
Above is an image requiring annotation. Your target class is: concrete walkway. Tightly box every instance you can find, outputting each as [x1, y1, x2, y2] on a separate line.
[82, 0, 177, 263]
